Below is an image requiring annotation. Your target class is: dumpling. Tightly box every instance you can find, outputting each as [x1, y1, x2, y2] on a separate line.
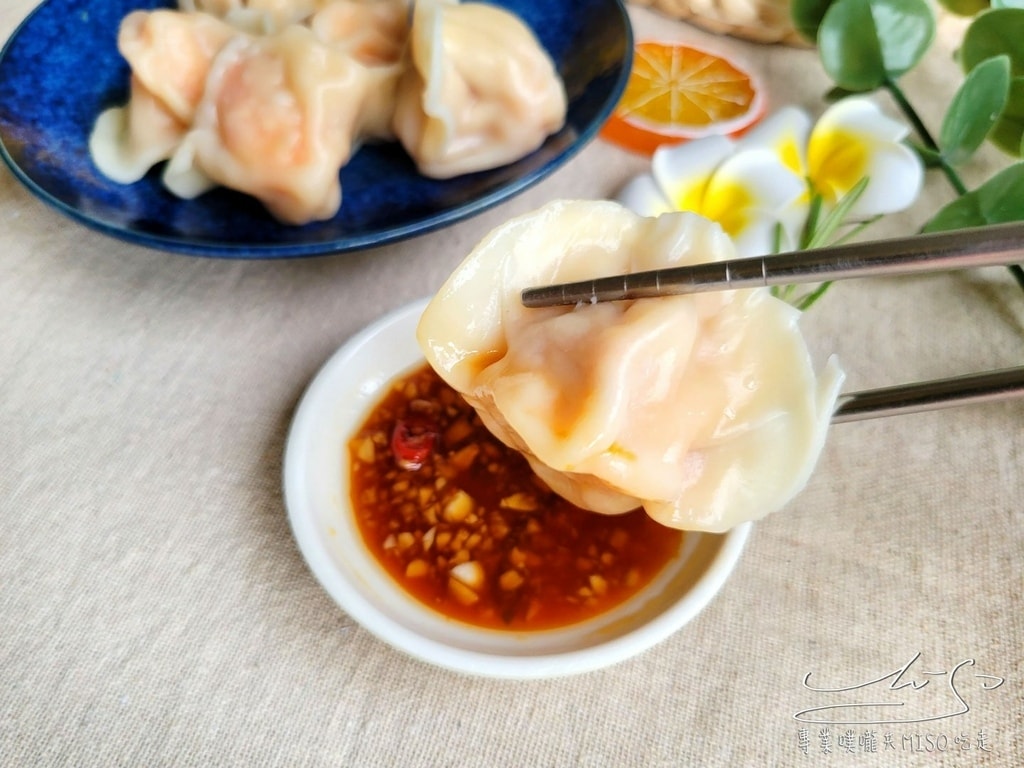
[417, 200, 844, 533]
[392, 0, 567, 178]
[117, 10, 237, 125]
[309, 0, 409, 66]
[89, 76, 188, 184]
[178, 0, 323, 33]
[90, 10, 236, 183]
[309, 0, 410, 139]
[164, 25, 380, 224]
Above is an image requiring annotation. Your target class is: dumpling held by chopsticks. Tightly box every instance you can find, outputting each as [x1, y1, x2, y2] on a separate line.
[417, 200, 844, 532]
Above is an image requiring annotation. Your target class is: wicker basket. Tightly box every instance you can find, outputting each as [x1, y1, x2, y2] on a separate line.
[629, 0, 809, 46]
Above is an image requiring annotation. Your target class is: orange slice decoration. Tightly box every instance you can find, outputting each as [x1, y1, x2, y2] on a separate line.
[601, 41, 767, 155]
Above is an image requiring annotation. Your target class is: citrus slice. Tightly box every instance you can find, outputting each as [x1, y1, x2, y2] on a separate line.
[601, 41, 766, 155]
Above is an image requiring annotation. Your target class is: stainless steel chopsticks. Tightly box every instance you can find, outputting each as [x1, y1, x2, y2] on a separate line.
[832, 366, 1024, 423]
[521, 222, 1024, 308]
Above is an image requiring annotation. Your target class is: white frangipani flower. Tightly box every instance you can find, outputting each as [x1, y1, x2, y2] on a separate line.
[737, 106, 813, 189]
[805, 97, 923, 217]
[617, 135, 806, 257]
[615, 96, 923, 260]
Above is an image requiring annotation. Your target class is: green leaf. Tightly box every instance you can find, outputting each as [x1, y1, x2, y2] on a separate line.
[824, 85, 861, 101]
[791, 0, 837, 42]
[988, 76, 1024, 155]
[806, 178, 870, 248]
[799, 194, 825, 250]
[817, 0, 935, 91]
[818, 0, 887, 90]
[922, 162, 1024, 231]
[871, 0, 937, 77]
[961, 8, 1024, 75]
[937, 0, 990, 16]
[940, 55, 1010, 164]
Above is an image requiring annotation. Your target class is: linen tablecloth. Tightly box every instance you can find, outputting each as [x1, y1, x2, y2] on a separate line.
[2, 2, 1021, 765]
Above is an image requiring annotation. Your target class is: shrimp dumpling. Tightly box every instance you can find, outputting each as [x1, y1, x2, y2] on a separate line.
[89, 76, 187, 184]
[417, 201, 844, 533]
[309, 0, 409, 66]
[392, 0, 567, 178]
[309, 0, 411, 139]
[165, 26, 376, 224]
[89, 10, 236, 183]
[117, 10, 237, 125]
[178, 0, 322, 33]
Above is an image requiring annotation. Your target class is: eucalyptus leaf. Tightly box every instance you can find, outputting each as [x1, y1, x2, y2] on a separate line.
[871, 0, 936, 77]
[818, 0, 886, 90]
[824, 85, 861, 101]
[791, 0, 837, 42]
[817, 0, 934, 91]
[922, 163, 1024, 231]
[940, 55, 1010, 164]
[988, 76, 1024, 155]
[961, 8, 1024, 74]
[937, 0, 990, 15]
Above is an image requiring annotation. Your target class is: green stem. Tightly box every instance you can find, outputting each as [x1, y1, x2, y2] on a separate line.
[884, 79, 968, 196]
[886, 79, 1024, 295]
[796, 281, 834, 311]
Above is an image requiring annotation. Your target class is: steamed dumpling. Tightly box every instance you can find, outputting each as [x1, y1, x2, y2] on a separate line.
[417, 200, 844, 533]
[309, 0, 409, 66]
[89, 76, 188, 184]
[89, 10, 236, 183]
[309, 0, 410, 139]
[392, 0, 567, 178]
[164, 25, 379, 224]
[178, 0, 323, 33]
[117, 10, 236, 124]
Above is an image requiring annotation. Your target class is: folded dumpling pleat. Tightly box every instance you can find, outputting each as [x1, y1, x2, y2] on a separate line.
[178, 0, 323, 34]
[89, 10, 236, 183]
[309, 0, 410, 140]
[417, 200, 844, 533]
[393, 0, 567, 178]
[165, 25, 375, 224]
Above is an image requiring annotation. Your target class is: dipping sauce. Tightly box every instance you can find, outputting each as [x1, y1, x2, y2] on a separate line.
[348, 363, 685, 630]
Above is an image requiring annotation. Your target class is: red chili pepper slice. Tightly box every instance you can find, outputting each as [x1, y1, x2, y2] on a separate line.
[391, 416, 438, 470]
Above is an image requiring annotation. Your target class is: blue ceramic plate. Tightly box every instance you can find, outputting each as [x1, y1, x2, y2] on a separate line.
[0, 0, 631, 257]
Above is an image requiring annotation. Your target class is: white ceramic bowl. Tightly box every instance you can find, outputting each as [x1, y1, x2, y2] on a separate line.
[283, 299, 750, 679]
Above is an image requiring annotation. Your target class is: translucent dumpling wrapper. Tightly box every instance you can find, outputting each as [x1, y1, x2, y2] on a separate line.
[309, 0, 409, 66]
[117, 10, 237, 125]
[89, 76, 188, 184]
[417, 200, 844, 533]
[308, 0, 411, 139]
[89, 10, 236, 183]
[163, 25, 380, 224]
[392, 0, 567, 178]
[178, 0, 323, 34]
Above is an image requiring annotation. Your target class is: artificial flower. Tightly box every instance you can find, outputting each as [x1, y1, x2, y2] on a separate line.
[617, 96, 924, 257]
[807, 97, 924, 217]
[618, 135, 806, 256]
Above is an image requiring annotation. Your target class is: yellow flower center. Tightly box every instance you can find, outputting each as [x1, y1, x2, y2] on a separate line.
[778, 135, 804, 177]
[674, 178, 707, 214]
[808, 127, 870, 203]
[700, 178, 753, 238]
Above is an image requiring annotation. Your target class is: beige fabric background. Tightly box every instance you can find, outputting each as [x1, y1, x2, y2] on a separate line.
[2, 2, 1021, 766]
